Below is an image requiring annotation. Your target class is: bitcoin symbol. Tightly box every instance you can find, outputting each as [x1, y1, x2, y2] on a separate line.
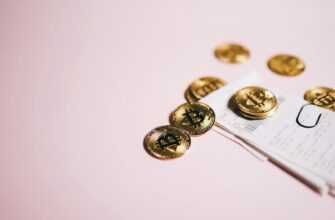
[234, 86, 278, 119]
[223, 46, 240, 60]
[189, 77, 226, 100]
[182, 109, 205, 128]
[282, 57, 298, 73]
[283, 56, 295, 65]
[170, 103, 215, 135]
[155, 133, 181, 149]
[215, 44, 250, 63]
[304, 87, 335, 112]
[314, 92, 335, 106]
[268, 55, 305, 76]
[246, 91, 266, 109]
[195, 81, 221, 97]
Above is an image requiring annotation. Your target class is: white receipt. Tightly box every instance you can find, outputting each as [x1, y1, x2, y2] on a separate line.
[250, 98, 335, 185]
[202, 72, 335, 194]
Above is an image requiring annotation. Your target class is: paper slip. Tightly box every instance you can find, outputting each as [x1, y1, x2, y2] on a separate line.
[202, 72, 335, 194]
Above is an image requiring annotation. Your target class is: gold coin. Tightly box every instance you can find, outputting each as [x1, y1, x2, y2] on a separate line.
[234, 86, 278, 119]
[170, 102, 215, 135]
[143, 125, 191, 160]
[214, 43, 250, 64]
[185, 76, 226, 103]
[304, 87, 335, 111]
[184, 87, 198, 103]
[238, 108, 277, 120]
[267, 54, 305, 76]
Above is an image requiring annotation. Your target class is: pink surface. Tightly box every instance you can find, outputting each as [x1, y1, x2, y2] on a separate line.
[0, 1, 334, 219]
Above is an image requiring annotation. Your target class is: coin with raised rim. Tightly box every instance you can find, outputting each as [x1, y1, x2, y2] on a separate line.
[214, 43, 250, 64]
[185, 76, 226, 102]
[170, 102, 215, 136]
[267, 54, 305, 76]
[143, 125, 191, 160]
[184, 87, 198, 103]
[304, 87, 335, 111]
[234, 86, 278, 119]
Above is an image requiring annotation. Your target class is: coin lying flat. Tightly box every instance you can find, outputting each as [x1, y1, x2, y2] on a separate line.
[267, 54, 305, 76]
[143, 125, 191, 160]
[214, 43, 250, 64]
[234, 86, 278, 119]
[170, 102, 215, 135]
[185, 76, 226, 103]
[304, 87, 335, 112]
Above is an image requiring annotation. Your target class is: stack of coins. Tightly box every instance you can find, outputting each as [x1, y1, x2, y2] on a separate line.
[233, 86, 279, 120]
[304, 87, 335, 112]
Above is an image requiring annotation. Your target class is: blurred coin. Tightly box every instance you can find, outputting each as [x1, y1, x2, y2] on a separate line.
[170, 102, 215, 135]
[234, 86, 278, 119]
[238, 109, 275, 120]
[143, 125, 191, 160]
[214, 43, 250, 64]
[268, 54, 305, 76]
[304, 87, 335, 111]
[185, 76, 226, 103]
[184, 87, 198, 103]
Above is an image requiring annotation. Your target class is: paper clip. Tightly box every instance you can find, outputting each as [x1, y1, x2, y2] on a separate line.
[296, 104, 322, 128]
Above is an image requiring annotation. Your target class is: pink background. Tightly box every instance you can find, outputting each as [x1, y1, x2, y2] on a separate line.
[0, 1, 334, 219]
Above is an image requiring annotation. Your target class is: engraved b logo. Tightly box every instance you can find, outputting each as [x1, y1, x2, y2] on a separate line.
[246, 91, 266, 109]
[282, 57, 298, 72]
[156, 133, 181, 149]
[314, 92, 335, 108]
[196, 81, 221, 97]
[182, 109, 205, 128]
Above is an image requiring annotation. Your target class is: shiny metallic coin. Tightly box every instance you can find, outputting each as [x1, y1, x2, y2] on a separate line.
[184, 87, 198, 103]
[234, 86, 278, 119]
[267, 54, 305, 76]
[186, 76, 226, 102]
[304, 87, 335, 112]
[214, 43, 250, 64]
[170, 102, 215, 136]
[143, 125, 191, 160]
[237, 107, 277, 120]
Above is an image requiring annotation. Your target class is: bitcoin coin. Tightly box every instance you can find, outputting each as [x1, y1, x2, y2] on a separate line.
[304, 87, 335, 111]
[170, 102, 215, 135]
[143, 125, 191, 160]
[214, 43, 250, 64]
[234, 86, 278, 119]
[267, 54, 305, 76]
[185, 76, 226, 103]
[184, 87, 198, 103]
